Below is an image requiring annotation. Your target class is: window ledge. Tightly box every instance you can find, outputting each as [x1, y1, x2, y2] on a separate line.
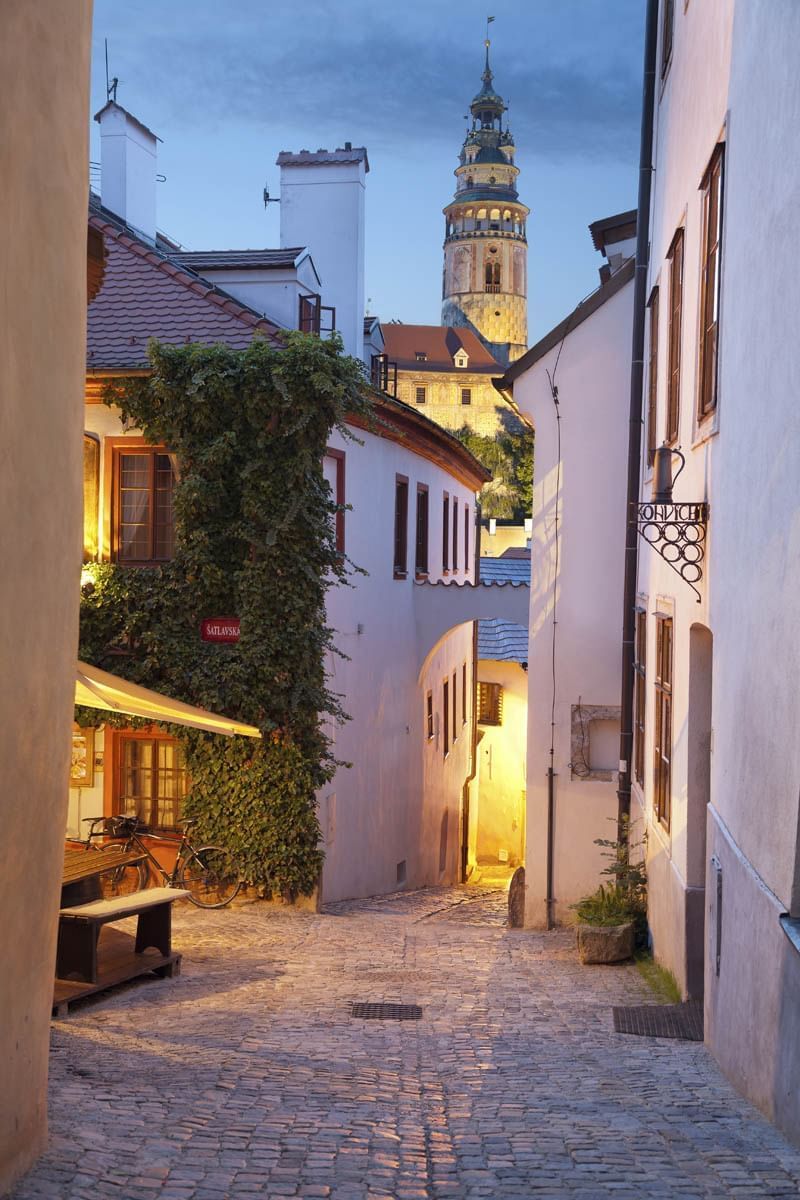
[415, 572, 429, 582]
[691, 413, 719, 450]
[393, 570, 408, 581]
[780, 914, 800, 956]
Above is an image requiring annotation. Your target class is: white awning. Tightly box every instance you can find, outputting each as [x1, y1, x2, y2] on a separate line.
[75, 660, 261, 738]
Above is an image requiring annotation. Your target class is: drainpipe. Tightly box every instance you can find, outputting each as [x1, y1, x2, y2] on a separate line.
[617, 0, 658, 840]
[461, 618, 480, 881]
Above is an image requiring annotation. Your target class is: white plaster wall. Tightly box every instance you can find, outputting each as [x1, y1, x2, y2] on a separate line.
[187, 260, 319, 332]
[513, 277, 634, 927]
[320, 425, 478, 902]
[704, 0, 800, 1140]
[474, 659, 527, 866]
[280, 161, 366, 361]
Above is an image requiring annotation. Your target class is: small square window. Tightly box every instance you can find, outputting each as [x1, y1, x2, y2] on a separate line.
[415, 386, 426, 405]
[415, 351, 427, 362]
[461, 388, 472, 406]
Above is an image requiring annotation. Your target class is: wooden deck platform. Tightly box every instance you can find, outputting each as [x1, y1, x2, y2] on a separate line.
[53, 925, 181, 1017]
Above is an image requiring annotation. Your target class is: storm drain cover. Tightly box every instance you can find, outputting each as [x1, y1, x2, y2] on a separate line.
[350, 1002, 422, 1020]
[612, 1001, 703, 1041]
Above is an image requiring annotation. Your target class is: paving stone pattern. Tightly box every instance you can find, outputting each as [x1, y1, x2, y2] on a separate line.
[14, 885, 800, 1199]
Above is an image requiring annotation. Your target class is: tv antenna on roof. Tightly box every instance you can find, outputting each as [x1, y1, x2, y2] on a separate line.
[263, 181, 280, 208]
[105, 39, 118, 103]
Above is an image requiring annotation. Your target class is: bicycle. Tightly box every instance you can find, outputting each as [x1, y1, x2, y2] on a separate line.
[79, 815, 242, 908]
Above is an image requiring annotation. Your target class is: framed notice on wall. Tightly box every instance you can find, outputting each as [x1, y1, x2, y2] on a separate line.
[70, 727, 95, 789]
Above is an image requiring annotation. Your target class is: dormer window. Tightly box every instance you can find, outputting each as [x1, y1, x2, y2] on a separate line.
[454, 351, 469, 369]
[415, 351, 427, 362]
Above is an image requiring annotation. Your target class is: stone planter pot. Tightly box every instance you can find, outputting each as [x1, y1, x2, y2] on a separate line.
[576, 921, 635, 964]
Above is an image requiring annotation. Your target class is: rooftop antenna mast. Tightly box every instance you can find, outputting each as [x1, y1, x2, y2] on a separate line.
[105, 39, 118, 103]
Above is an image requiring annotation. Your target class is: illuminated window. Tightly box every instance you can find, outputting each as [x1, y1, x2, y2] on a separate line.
[116, 733, 187, 831]
[114, 448, 176, 564]
[477, 682, 503, 726]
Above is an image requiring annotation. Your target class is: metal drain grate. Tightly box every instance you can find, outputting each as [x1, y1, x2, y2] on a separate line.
[350, 1002, 422, 1021]
[613, 1001, 703, 1041]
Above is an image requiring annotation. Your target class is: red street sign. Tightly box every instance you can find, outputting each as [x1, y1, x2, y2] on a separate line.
[201, 617, 240, 643]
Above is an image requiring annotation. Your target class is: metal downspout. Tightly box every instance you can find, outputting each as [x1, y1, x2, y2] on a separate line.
[617, 0, 659, 838]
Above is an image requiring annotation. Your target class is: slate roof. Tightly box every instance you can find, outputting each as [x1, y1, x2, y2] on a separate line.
[170, 248, 306, 271]
[382, 325, 502, 374]
[87, 198, 282, 370]
[477, 618, 528, 663]
[479, 555, 531, 584]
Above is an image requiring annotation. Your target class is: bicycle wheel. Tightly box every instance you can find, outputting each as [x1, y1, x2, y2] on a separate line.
[178, 846, 242, 908]
[98, 844, 148, 898]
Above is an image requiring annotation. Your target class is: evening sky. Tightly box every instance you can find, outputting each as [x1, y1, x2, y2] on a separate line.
[91, 0, 645, 341]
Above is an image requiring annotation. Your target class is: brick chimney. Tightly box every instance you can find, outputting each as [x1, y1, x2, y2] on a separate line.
[94, 101, 160, 243]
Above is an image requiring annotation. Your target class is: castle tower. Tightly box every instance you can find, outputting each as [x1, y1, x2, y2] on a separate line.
[441, 37, 528, 366]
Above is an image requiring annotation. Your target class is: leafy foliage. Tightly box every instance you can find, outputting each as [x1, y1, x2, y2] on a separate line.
[572, 818, 648, 943]
[79, 333, 370, 898]
[453, 425, 533, 519]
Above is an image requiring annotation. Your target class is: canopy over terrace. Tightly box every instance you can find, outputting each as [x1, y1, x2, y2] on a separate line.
[76, 661, 261, 738]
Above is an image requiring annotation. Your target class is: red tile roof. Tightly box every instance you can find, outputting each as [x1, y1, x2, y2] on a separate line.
[381, 324, 502, 374]
[87, 207, 282, 371]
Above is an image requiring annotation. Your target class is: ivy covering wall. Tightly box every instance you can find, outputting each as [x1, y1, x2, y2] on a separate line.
[79, 334, 370, 897]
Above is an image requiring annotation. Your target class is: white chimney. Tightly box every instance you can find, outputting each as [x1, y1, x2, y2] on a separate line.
[276, 145, 368, 362]
[95, 101, 160, 244]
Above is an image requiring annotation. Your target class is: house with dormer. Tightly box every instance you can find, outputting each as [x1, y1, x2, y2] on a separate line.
[381, 323, 520, 438]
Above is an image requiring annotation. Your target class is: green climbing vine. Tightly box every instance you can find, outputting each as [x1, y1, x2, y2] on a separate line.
[79, 333, 371, 897]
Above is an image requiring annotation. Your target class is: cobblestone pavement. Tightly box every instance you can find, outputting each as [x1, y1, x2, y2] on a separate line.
[13, 885, 800, 1199]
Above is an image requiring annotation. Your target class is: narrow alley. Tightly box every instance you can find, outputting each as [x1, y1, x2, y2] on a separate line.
[14, 888, 800, 1199]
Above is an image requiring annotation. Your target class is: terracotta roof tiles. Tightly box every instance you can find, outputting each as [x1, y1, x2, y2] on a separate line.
[381, 324, 502, 374]
[87, 208, 282, 371]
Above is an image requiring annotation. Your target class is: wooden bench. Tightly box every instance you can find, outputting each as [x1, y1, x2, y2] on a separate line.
[54, 884, 189, 1016]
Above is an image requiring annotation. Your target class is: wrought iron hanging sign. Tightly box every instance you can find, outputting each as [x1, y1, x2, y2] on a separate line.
[636, 447, 708, 603]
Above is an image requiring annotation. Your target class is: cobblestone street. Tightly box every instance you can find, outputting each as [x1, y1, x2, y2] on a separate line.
[14, 886, 800, 1199]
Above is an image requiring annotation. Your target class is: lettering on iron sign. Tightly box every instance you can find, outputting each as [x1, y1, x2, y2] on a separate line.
[201, 617, 241, 643]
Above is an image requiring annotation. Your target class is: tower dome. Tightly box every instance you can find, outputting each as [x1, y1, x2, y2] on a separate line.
[441, 35, 528, 366]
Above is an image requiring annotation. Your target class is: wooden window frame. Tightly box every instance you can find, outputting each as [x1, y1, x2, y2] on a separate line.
[426, 691, 434, 741]
[464, 504, 470, 574]
[462, 662, 468, 725]
[477, 681, 503, 727]
[415, 484, 429, 578]
[666, 228, 684, 445]
[442, 492, 450, 574]
[415, 385, 426, 405]
[299, 292, 335, 336]
[393, 474, 409, 579]
[112, 728, 188, 833]
[443, 678, 450, 758]
[646, 287, 660, 466]
[633, 608, 647, 786]
[111, 443, 176, 566]
[452, 670, 458, 743]
[461, 387, 472, 406]
[698, 144, 725, 422]
[325, 448, 346, 555]
[653, 615, 673, 830]
[661, 0, 675, 80]
[452, 500, 459, 572]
